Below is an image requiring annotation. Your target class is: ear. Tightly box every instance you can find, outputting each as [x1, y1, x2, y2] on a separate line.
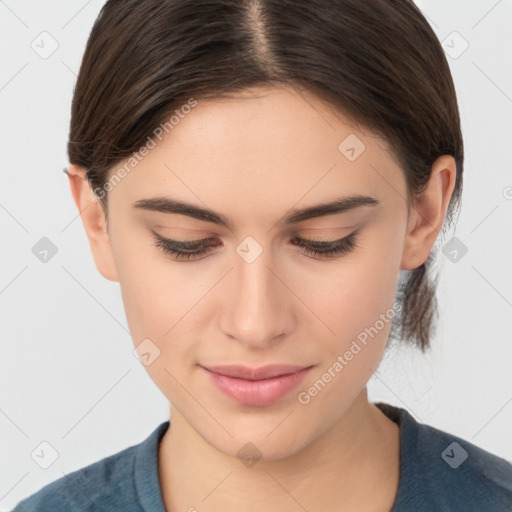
[66, 164, 119, 282]
[401, 155, 457, 270]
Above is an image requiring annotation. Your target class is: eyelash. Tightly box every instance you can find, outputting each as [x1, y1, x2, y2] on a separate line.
[152, 230, 359, 262]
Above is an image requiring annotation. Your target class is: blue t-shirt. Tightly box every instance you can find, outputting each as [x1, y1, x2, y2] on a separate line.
[11, 402, 512, 511]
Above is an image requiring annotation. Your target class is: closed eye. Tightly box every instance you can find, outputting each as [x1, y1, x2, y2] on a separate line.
[291, 231, 359, 259]
[151, 230, 360, 262]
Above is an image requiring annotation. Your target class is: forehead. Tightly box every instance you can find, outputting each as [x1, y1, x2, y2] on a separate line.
[108, 86, 405, 223]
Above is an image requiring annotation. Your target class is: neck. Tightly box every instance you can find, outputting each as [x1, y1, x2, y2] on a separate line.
[158, 389, 400, 512]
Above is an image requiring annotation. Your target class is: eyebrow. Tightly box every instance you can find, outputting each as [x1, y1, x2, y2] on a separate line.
[133, 194, 380, 231]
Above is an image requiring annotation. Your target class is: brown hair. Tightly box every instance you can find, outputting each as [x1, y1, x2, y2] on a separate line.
[67, 0, 464, 351]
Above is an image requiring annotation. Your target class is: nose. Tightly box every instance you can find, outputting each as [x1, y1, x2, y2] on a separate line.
[218, 240, 296, 350]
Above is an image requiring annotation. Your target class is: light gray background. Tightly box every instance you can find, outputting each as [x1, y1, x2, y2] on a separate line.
[1, 0, 511, 509]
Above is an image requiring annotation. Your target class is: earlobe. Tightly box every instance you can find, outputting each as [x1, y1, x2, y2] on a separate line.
[66, 164, 119, 282]
[400, 155, 457, 271]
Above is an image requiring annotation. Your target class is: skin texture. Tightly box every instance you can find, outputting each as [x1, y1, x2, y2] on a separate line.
[67, 85, 456, 511]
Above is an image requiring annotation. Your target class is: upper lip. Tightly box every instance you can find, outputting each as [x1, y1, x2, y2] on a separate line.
[202, 364, 312, 381]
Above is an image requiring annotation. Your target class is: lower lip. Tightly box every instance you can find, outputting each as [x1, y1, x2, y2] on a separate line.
[202, 366, 313, 407]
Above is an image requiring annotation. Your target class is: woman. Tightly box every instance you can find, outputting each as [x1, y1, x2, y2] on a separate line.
[12, 0, 512, 510]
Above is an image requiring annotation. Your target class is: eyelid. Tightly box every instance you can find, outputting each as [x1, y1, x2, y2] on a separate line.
[293, 233, 350, 243]
[152, 228, 359, 262]
[297, 224, 357, 235]
[152, 225, 213, 236]
[152, 230, 355, 246]
[291, 229, 359, 247]
[151, 230, 215, 248]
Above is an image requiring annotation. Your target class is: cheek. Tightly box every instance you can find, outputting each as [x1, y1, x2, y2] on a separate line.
[114, 241, 207, 400]
[296, 239, 400, 339]
[294, 259, 399, 414]
[296, 230, 402, 383]
[112, 226, 204, 345]
[119, 260, 208, 344]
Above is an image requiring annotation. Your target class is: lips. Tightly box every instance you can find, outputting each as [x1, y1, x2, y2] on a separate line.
[201, 364, 314, 407]
[202, 364, 311, 380]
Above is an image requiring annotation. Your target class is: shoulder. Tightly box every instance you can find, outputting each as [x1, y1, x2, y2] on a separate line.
[11, 421, 169, 512]
[376, 402, 512, 512]
[11, 443, 140, 512]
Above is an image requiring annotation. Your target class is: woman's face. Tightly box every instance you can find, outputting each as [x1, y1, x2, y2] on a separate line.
[103, 86, 413, 458]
